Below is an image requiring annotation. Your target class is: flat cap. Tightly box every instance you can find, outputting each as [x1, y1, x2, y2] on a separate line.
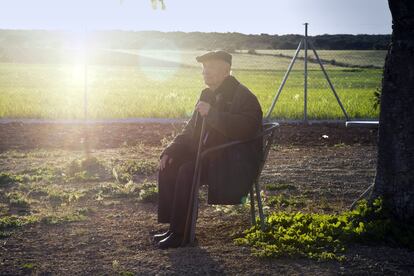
[196, 50, 232, 66]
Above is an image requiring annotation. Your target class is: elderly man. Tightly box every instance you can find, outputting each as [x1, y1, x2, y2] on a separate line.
[154, 50, 263, 249]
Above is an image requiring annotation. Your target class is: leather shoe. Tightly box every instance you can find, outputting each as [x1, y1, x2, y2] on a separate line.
[152, 230, 172, 243]
[157, 232, 183, 249]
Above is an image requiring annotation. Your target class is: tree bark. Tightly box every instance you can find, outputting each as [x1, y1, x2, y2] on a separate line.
[371, 0, 414, 222]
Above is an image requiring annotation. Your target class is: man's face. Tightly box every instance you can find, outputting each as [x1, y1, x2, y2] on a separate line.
[201, 59, 230, 89]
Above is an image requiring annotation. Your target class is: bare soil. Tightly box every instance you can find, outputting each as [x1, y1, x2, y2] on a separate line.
[1, 122, 413, 275]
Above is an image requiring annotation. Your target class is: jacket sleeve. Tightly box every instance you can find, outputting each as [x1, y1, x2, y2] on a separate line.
[160, 89, 212, 159]
[160, 108, 198, 159]
[204, 91, 262, 141]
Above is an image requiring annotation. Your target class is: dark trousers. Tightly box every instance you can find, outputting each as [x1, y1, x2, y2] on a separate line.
[157, 154, 207, 235]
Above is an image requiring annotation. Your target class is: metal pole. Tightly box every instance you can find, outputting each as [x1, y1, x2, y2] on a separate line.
[255, 181, 265, 231]
[249, 186, 256, 226]
[308, 40, 350, 121]
[265, 39, 303, 120]
[83, 27, 88, 120]
[350, 184, 374, 210]
[82, 26, 91, 157]
[304, 23, 308, 122]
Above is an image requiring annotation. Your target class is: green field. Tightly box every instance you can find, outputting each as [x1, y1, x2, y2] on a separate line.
[0, 50, 383, 119]
[255, 49, 387, 68]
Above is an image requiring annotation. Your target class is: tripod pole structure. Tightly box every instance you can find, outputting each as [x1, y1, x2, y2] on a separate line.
[182, 117, 206, 246]
[308, 40, 350, 121]
[265, 23, 350, 122]
[265, 40, 303, 120]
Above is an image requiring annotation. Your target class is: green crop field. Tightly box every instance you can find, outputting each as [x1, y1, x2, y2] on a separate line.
[255, 49, 387, 69]
[0, 49, 383, 120]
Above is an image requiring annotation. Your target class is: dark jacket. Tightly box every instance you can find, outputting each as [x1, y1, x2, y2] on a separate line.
[161, 75, 263, 204]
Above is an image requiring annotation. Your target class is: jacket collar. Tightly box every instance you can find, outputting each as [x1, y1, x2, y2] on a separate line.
[200, 75, 239, 105]
[213, 75, 240, 98]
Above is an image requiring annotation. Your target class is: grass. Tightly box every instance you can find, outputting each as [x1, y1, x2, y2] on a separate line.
[0, 49, 383, 119]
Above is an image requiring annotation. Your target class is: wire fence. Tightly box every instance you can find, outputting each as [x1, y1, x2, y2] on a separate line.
[0, 36, 386, 120]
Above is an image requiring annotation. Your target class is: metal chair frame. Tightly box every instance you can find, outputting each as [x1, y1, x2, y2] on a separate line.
[201, 122, 278, 230]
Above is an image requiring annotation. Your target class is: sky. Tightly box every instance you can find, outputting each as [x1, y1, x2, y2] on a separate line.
[0, 0, 392, 35]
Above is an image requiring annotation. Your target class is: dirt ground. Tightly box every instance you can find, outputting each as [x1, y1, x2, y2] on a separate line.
[1, 122, 414, 275]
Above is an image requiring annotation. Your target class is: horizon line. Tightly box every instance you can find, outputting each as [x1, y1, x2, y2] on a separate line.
[0, 28, 392, 37]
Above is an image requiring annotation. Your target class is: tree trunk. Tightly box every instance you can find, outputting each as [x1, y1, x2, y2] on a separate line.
[371, 0, 414, 222]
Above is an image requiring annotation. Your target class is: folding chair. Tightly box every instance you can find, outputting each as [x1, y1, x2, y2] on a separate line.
[184, 122, 279, 244]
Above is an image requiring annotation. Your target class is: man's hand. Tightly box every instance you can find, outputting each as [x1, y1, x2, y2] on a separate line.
[160, 154, 173, 171]
[196, 101, 211, 117]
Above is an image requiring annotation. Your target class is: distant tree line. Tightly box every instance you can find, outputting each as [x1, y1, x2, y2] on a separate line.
[0, 29, 390, 50]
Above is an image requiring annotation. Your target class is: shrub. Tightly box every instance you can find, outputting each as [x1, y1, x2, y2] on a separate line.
[235, 198, 414, 261]
[247, 49, 257, 55]
[373, 87, 381, 110]
[224, 48, 236, 53]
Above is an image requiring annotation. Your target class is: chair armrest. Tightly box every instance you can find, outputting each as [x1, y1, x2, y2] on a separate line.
[200, 122, 279, 159]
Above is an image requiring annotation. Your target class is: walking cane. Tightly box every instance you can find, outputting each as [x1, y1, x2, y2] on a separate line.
[182, 117, 206, 246]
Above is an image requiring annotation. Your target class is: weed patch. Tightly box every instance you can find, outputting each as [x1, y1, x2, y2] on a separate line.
[113, 160, 157, 183]
[266, 194, 306, 209]
[46, 188, 86, 208]
[6, 191, 31, 211]
[40, 208, 90, 225]
[138, 182, 158, 203]
[266, 183, 297, 191]
[66, 157, 108, 182]
[0, 172, 23, 188]
[92, 180, 158, 202]
[0, 215, 38, 238]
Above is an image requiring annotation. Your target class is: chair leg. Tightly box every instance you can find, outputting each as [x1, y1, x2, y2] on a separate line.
[254, 181, 265, 231]
[249, 186, 256, 226]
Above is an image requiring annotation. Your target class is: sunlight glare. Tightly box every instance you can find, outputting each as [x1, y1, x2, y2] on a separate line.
[137, 40, 182, 82]
[62, 29, 88, 83]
